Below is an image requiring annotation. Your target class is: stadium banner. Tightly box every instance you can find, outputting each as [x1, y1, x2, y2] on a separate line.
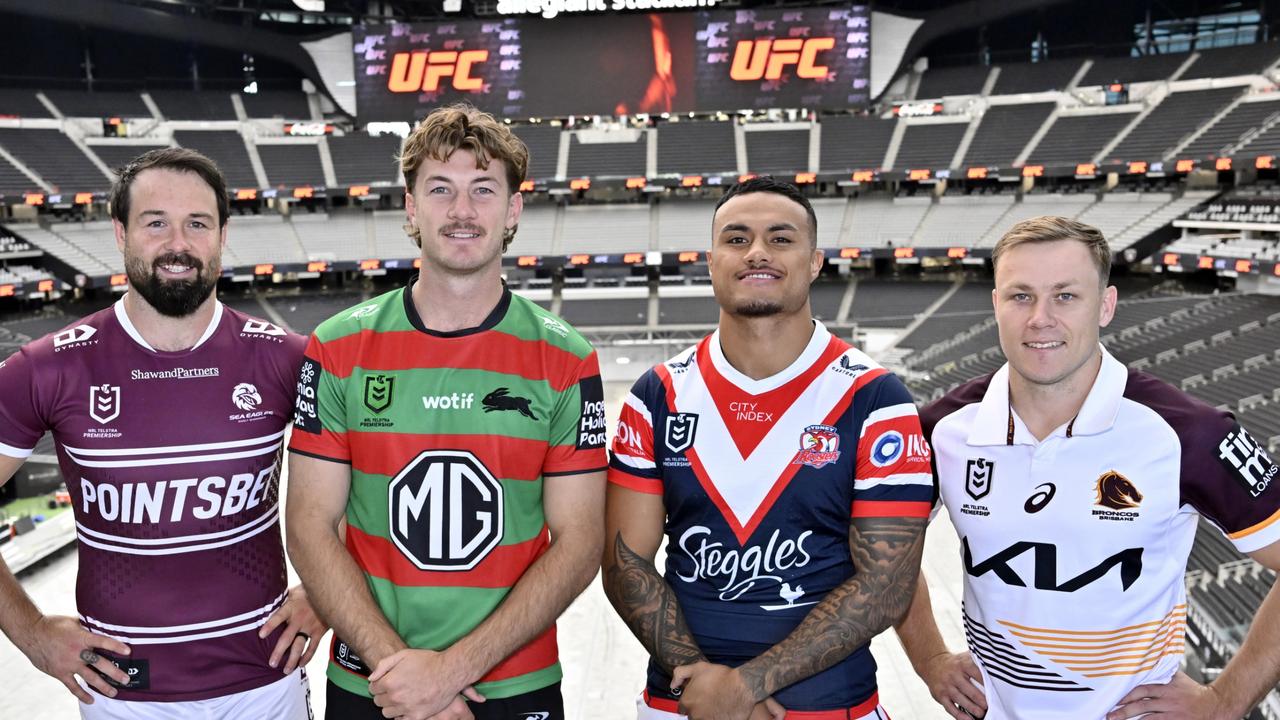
[351, 5, 871, 121]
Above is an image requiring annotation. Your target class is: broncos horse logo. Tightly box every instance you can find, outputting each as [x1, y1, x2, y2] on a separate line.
[1095, 470, 1143, 510]
[482, 388, 538, 420]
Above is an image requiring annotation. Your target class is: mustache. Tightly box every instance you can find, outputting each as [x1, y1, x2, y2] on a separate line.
[152, 253, 204, 273]
[439, 224, 485, 236]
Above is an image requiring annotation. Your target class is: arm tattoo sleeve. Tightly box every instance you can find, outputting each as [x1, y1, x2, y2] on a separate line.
[736, 515, 928, 700]
[602, 532, 706, 674]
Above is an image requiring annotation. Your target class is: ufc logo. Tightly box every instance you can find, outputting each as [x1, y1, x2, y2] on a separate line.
[387, 50, 489, 93]
[729, 37, 835, 82]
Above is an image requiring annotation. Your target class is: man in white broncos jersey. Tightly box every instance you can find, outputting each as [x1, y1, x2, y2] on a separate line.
[0, 148, 325, 719]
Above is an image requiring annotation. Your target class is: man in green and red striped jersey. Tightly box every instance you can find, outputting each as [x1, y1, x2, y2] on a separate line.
[285, 104, 608, 720]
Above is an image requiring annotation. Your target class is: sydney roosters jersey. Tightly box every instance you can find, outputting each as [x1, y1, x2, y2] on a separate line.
[0, 299, 306, 702]
[608, 322, 934, 710]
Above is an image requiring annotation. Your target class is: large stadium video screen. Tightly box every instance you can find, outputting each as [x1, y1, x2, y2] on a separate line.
[352, 5, 871, 121]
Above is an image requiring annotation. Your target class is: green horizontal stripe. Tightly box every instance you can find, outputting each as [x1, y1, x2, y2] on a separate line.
[348, 469, 546, 544]
[371, 576, 509, 649]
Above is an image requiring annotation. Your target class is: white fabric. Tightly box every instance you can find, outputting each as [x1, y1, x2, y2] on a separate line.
[79, 668, 311, 720]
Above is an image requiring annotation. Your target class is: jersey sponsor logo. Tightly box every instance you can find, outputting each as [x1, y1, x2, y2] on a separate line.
[963, 537, 1144, 592]
[1092, 470, 1142, 522]
[241, 319, 286, 339]
[540, 315, 569, 337]
[388, 450, 504, 571]
[421, 392, 475, 410]
[348, 304, 378, 320]
[130, 367, 220, 381]
[728, 401, 774, 423]
[674, 525, 816, 610]
[869, 430, 904, 467]
[363, 374, 395, 414]
[905, 433, 931, 463]
[293, 357, 321, 434]
[518, 714, 551, 720]
[965, 458, 994, 501]
[665, 413, 698, 454]
[614, 419, 645, 456]
[577, 377, 607, 450]
[332, 638, 371, 677]
[104, 657, 149, 690]
[482, 388, 537, 419]
[1024, 483, 1056, 514]
[793, 424, 840, 469]
[232, 382, 262, 412]
[53, 325, 97, 351]
[89, 384, 121, 424]
[1218, 424, 1279, 498]
[830, 354, 869, 378]
[80, 465, 276, 524]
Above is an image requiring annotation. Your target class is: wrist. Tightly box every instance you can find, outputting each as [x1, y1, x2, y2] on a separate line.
[733, 662, 769, 703]
[439, 644, 483, 690]
[1205, 681, 1242, 720]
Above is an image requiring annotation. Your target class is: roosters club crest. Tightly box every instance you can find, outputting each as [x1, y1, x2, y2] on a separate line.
[793, 424, 841, 469]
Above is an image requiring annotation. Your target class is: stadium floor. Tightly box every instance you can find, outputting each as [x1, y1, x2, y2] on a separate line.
[1, 380, 963, 719]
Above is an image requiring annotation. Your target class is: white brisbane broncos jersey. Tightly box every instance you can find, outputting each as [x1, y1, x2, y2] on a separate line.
[609, 321, 934, 711]
[922, 348, 1280, 719]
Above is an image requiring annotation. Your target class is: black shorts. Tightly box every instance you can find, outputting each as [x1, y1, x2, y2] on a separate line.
[326, 679, 564, 720]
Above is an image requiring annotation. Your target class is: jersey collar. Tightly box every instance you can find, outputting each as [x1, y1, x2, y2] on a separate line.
[114, 295, 224, 353]
[968, 344, 1125, 446]
[707, 319, 830, 394]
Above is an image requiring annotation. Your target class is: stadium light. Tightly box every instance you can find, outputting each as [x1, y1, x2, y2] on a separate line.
[851, 171, 874, 183]
[23, 193, 43, 206]
[966, 168, 988, 180]
[1198, 256, 1214, 269]
[0, 285, 13, 297]
[678, 251, 701, 263]
[517, 256, 538, 267]
[519, 181, 535, 192]
[569, 254, 590, 266]
[1175, 159, 1196, 173]
[1162, 253, 1179, 266]
[1216, 158, 1233, 171]
[947, 247, 967, 259]
[75, 193, 94, 205]
[1236, 259, 1253, 273]
[1258, 156, 1276, 170]
[570, 178, 591, 191]
[110, 274, 127, 287]
[254, 264, 275, 276]
[894, 247, 916, 259]
[236, 189, 258, 201]
[626, 177, 646, 189]
[1075, 163, 1097, 177]
[37, 280, 53, 293]
[623, 253, 644, 264]
[1022, 165, 1044, 178]
[1127, 161, 1148, 175]
[682, 175, 704, 187]
[908, 169, 931, 181]
[794, 173, 817, 185]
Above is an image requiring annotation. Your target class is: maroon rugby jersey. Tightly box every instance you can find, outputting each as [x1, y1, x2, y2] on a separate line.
[0, 299, 305, 701]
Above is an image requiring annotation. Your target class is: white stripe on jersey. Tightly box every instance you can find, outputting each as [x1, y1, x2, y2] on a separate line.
[613, 452, 657, 470]
[76, 503, 280, 547]
[0, 439, 34, 458]
[75, 510, 278, 556]
[859, 403, 919, 436]
[622, 392, 654, 428]
[82, 592, 285, 634]
[62, 429, 287, 457]
[66, 441, 283, 468]
[853, 472, 934, 491]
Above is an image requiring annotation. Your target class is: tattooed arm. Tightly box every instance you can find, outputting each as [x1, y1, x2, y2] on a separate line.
[672, 514, 927, 720]
[601, 483, 705, 673]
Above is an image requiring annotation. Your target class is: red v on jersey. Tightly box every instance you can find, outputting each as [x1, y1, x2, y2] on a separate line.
[697, 334, 850, 458]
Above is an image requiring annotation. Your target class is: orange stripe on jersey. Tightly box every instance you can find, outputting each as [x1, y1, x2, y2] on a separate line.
[346, 432, 551, 481]
[1001, 606, 1187, 677]
[347, 524, 549, 588]
[851, 500, 932, 518]
[479, 625, 559, 683]
[1000, 605, 1186, 636]
[317, 329, 586, 391]
[1228, 504, 1280, 540]
[608, 467, 663, 494]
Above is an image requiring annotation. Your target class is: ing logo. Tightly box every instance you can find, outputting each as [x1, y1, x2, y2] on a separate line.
[388, 50, 489, 93]
[730, 37, 835, 82]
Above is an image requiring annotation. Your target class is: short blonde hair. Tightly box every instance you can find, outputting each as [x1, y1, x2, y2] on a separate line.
[992, 216, 1111, 284]
[400, 104, 529, 251]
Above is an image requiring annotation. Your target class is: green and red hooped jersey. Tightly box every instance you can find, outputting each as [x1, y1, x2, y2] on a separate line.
[288, 281, 607, 699]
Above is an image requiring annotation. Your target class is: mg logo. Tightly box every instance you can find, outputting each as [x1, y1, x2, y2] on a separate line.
[387, 49, 490, 93]
[730, 37, 836, 82]
[89, 384, 121, 424]
[388, 450, 504, 571]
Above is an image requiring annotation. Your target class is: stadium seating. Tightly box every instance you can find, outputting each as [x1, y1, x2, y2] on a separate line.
[913, 195, 1013, 247]
[1182, 41, 1280, 79]
[0, 129, 109, 192]
[149, 90, 238, 121]
[43, 90, 150, 118]
[819, 115, 895, 172]
[916, 64, 990, 99]
[1179, 97, 1280, 159]
[327, 134, 401, 185]
[0, 155, 38, 196]
[1080, 53, 1190, 86]
[656, 121, 736, 175]
[1026, 112, 1139, 165]
[173, 130, 259, 188]
[512, 124, 562, 180]
[892, 122, 967, 169]
[561, 204, 650, 254]
[1107, 87, 1241, 162]
[239, 90, 310, 119]
[962, 103, 1054, 166]
[744, 129, 809, 174]
[88, 144, 169, 175]
[566, 130, 646, 178]
[256, 143, 324, 186]
[0, 89, 53, 118]
[990, 58, 1085, 95]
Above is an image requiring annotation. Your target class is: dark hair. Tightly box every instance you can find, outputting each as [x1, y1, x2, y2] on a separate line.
[713, 176, 818, 243]
[109, 148, 229, 229]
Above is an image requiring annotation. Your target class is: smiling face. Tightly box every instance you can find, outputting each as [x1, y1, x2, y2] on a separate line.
[404, 148, 523, 276]
[994, 238, 1117, 390]
[114, 167, 225, 318]
[708, 190, 823, 319]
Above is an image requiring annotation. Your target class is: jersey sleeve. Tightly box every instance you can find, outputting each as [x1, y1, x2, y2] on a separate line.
[542, 350, 608, 477]
[608, 370, 662, 495]
[1184, 414, 1280, 554]
[287, 333, 351, 464]
[851, 373, 935, 520]
[0, 346, 46, 458]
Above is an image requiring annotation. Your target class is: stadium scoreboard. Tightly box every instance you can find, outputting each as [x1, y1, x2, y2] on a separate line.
[352, 4, 871, 121]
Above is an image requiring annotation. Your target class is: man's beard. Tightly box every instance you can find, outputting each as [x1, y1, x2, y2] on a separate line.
[126, 251, 219, 318]
[732, 299, 785, 318]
